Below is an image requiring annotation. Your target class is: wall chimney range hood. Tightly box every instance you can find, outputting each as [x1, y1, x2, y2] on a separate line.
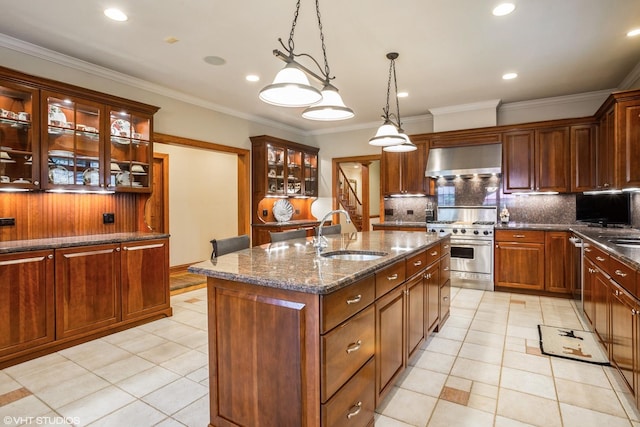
[425, 143, 502, 177]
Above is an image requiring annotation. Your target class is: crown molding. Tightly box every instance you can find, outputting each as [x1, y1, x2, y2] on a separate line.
[429, 99, 502, 116]
[0, 33, 307, 137]
[499, 89, 613, 112]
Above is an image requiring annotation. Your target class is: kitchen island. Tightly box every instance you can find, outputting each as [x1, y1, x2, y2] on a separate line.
[189, 230, 450, 427]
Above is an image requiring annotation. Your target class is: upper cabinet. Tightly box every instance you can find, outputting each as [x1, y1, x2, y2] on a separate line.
[502, 126, 570, 193]
[0, 80, 40, 190]
[0, 66, 158, 193]
[570, 123, 597, 192]
[381, 139, 431, 196]
[251, 135, 319, 198]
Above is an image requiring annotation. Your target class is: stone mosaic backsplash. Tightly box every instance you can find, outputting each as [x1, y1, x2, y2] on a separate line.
[383, 176, 640, 228]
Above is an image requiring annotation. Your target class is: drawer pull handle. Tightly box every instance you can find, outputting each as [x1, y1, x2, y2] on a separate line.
[443, 296, 449, 301]
[413, 260, 423, 266]
[596, 256, 606, 262]
[387, 273, 398, 281]
[615, 269, 628, 277]
[444, 245, 449, 249]
[423, 273, 431, 280]
[632, 309, 637, 316]
[443, 267, 449, 271]
[430, 251, 438, 256]
[47, 254, 53, 260]
[513, 234, 526, 238]
[346, 295, 362, 305]
[615, 290, 620, 296]
[346, 401, 362, 419]
[346, 340, 362, 354]
[584, 248, 592, 252]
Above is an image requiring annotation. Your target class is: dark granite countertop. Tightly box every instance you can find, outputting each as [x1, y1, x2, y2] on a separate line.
[373, 222, 426, 229]
[189, 230, 447, 295]
[252, 219, 324, 227]
[570, 226, 640, 270]
[0, 232, 170, 254]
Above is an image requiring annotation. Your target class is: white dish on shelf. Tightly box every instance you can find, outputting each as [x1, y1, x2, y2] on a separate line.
[82, 167, 100, 186]
[49, 165, 69, 185]
[48, 105, 67, 125]
[272, 199, 294, 222]
[111, 119, 132, 137]
[12, 178, 31, 184]
[49, 150, 74, 158]
[110, 162, 121, 172]
[116, 171, 131, 186]
[0, 151, 11, 160]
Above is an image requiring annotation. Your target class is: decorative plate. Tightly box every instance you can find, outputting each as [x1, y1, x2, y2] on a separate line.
[116, 171, 131, 186]
[49, 165, 69, 185]
[111, 119, 132, 137]
[48, 105, 67, 124]
[82, 167, 99, 186]
[272, 199, 294, 222]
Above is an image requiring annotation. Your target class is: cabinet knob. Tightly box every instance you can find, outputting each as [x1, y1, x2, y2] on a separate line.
[632, 309, 637, 316]
[443, 296, 449, 301]
[116, 247, 121, 252]
[34, 180, 39, 186]
[47, 254, 53, 259]
[346, 295, 362, 305]
[346, 340, 362, 354]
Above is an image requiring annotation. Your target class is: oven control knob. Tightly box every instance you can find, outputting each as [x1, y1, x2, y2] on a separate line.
[439, 229, 445, 233]
[483, 230, 490, 235]
[473, 230, 479, 235]
[460, 229, 466, 234]
[452, 228, 458, 233]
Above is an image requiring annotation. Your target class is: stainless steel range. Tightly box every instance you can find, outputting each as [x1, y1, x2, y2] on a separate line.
[427, 206, 497, 291]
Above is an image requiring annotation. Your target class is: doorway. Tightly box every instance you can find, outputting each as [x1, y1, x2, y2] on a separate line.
[332, 155, 381, 231]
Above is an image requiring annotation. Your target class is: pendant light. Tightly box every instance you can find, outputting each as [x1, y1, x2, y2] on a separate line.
[259, 0, 354, 121]
[369, 52, 416, 151]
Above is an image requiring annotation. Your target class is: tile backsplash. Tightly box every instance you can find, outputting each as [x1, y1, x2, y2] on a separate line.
[383, 177, 640, 228]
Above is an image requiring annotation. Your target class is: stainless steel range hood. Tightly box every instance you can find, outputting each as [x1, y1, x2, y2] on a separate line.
[425, 143, 502, 177]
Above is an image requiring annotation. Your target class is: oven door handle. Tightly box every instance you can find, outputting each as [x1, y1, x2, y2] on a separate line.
[451, 240, 492, 247]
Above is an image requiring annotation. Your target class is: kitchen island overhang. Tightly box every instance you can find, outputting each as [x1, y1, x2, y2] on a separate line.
[189, 230, 451, 427]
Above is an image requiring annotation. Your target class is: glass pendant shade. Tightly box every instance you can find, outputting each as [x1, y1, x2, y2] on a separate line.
[368, 121, 406, 147]
[383, 132, 417, 152]
[302, 84, 355, 121]
[259, 63, 322, 107]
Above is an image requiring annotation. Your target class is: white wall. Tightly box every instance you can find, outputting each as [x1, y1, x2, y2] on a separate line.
[154, 143, 237, 266]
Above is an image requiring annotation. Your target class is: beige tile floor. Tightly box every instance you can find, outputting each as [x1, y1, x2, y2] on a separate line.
[1, 286, 638, 426]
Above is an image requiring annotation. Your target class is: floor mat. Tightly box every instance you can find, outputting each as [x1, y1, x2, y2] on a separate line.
[170, 272, 207, 291]
[538, 324, 610, 366]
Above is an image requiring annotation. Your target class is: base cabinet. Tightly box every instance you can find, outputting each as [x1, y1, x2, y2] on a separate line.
[0, 237, 171, 369]
[55, 244, 122, 339]
[0, 250, 55, 357]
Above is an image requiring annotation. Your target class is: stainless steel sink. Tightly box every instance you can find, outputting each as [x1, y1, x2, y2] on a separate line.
[320, 250, 387, 261]
[609, 238, 640, 248]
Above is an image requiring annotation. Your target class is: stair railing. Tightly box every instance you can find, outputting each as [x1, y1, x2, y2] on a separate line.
[337, 166, 363, 231]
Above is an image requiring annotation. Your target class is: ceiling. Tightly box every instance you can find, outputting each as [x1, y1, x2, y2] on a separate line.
[1, 0, 639, 134]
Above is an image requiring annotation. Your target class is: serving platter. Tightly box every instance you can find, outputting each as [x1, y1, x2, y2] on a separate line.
[272, 199, 294, 222]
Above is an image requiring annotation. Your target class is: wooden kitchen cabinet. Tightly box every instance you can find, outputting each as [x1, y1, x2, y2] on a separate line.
[381, 141, 430, 195]
[425, 260, 440, 334]
[597, 105, 617, 190]
[406, 273, 425, 361]
[0, 250, 54, 357]
[610, 282, 636, 395]
[494, 230, 545, 291]
[121, 238, 170, 321]
[502, 127, 570, 193]
[570, 123, 597, 192]
[619, 100, 640, 188]
[55, 243, 122, 339]
[582, 256, 597, 325]
[545, 231, 572, 295]
[375, 282, 405, 403]
[0, 78, 40, 190]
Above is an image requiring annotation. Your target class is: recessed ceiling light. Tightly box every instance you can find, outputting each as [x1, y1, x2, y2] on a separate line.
[397, 92, 409, 98]
[203, 56, 226, 66]
[246, 75, 260, 82]
[492, 3, 516, 16]
[502, 72, 518, 80]
[164, 36, 180, 44]
[104, 8, 128, 22]
[627, 28, 640, 37]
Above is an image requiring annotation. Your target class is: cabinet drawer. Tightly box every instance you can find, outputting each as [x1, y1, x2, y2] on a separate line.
[440, 256, 450, 286]
[441, 238, 451, 255]
[375, 261, 406, 298]
[321, 275, 375, 333]
[321, 306, 375, 402]
[495, 230, 545, 243]
[322, 357, 375, 427]
[426, 243, 442, 266]
[609, 256, 636, 295]
[406, 250, 427, 278]
[584, 243, 610, 272]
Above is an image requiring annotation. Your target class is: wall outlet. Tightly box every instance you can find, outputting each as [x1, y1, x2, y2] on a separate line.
[384, 209, 394, 216]
[262, 209, 268, 217]
[103, 213, 115, 224]
[0, 217, 15, 226]
[407, 210, 414, 215]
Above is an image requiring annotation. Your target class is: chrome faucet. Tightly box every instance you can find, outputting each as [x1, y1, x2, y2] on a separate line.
[314, 209, 352, 251]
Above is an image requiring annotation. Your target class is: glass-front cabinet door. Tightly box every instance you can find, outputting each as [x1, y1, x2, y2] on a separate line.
[303, 152, 318, 196]
[0, 80, 39, 189]
[42, 92, 103, 190]
[266, 144, 285, 195]
[107, 109, 152, 191]
[286, 148, 302, 196]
